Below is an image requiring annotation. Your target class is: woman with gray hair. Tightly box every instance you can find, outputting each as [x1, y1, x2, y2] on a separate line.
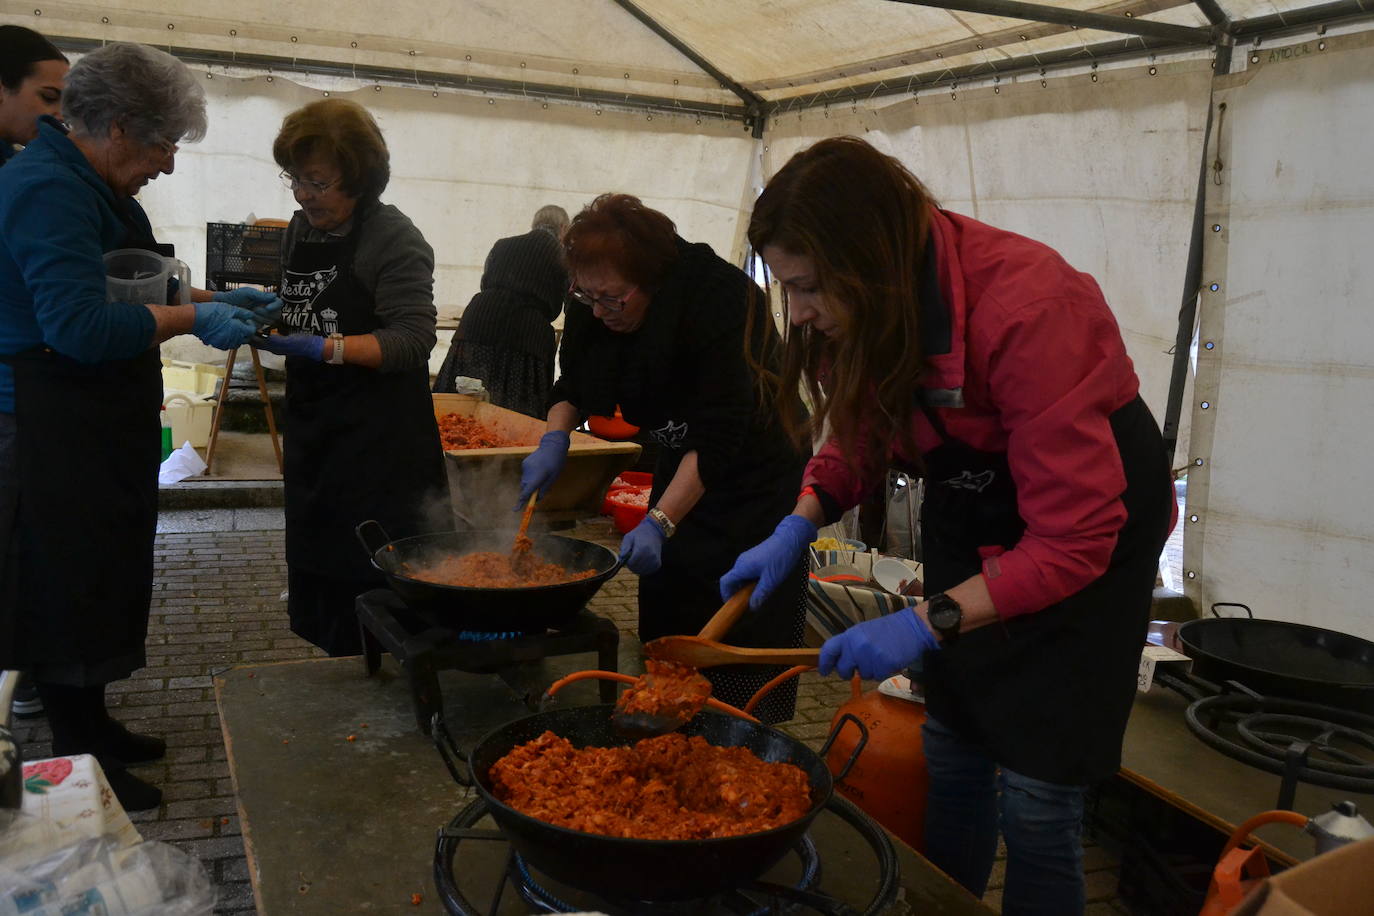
[0, 41, 279, 811]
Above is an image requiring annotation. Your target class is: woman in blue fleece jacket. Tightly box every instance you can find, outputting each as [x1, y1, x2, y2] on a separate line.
[0, 42, 278, 811]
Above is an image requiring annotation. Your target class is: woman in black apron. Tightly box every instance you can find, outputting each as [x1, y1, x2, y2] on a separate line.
[0, 44, 273, 811]
[256, 99, 447, 656]
[723, 138, 1175, 914]
[518, 194, 809, 724]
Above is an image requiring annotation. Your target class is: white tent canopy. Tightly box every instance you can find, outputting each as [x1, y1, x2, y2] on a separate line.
[6, 1, 1374, 639]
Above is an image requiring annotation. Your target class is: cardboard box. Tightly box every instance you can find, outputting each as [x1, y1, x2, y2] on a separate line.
[1232, 836, 1374, 915]
[433, 394, 641, 525]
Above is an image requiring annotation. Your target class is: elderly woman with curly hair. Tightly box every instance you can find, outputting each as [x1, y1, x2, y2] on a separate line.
[254, 99, 447, 656]
[0, 42, 276, 810]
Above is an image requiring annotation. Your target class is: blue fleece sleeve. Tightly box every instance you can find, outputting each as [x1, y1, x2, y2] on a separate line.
[0, 168, 156, 362]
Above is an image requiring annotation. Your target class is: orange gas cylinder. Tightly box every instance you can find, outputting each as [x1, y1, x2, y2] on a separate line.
[824, 674, 930, 851]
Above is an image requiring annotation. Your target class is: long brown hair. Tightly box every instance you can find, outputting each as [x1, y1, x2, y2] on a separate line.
[748, 136, 937, 469]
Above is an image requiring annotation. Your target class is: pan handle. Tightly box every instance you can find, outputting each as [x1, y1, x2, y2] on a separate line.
[355, 519, 393, 556]
[355, 520, 400, 571]
[819, 712, 870, 784]
[430, 713, 474, 788]
[1211, 602, 1253, 619]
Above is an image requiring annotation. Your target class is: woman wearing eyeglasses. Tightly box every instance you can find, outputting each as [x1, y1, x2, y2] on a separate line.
[0, 42, 275, 812]
[517, 193, 810, 723]
[255, 98, 448, 656]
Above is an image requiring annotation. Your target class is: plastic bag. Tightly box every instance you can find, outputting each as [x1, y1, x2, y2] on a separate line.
[0, 813, 214, 915]
[157, 442, 208, 486]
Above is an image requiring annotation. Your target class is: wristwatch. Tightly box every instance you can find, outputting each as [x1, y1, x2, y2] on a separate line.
[647, 506, 676, 538]
[327, 333, 345, 365]
[925, 593, 963, 645]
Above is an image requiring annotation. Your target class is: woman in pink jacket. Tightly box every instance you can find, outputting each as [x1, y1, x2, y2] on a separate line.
[721, 137, 1174, 915]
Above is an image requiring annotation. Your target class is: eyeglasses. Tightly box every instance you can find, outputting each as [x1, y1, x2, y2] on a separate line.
[152, 137, 179, 160]
[568, 283, 637, 313]
[280, 170, 338, 195]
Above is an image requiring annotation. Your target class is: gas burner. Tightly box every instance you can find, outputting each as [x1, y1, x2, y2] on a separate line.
[433, 795, 898, 916]
[456, 630, 534, 642]
[355, 589, 619, 734]
[1158, 670, 1374, 809]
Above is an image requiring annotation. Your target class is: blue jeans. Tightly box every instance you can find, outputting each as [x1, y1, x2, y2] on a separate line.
[922, 716, 1087, 916]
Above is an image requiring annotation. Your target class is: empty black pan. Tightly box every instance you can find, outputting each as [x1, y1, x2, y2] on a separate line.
[1177, 602, 1374, 713]
[355, 520, 621, 632]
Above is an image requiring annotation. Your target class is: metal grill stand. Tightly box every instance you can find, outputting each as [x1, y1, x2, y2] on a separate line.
[355, 588, 619, 734]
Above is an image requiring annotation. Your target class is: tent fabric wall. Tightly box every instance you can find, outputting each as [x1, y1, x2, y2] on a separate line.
[133, 72, 755, 368]
[1185, 32, 1374, 640]
[760, 58, 1212, 441]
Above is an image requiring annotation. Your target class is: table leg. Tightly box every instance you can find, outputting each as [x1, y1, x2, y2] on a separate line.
[359, 621, 382, 677]
[407, 653, 442, 736]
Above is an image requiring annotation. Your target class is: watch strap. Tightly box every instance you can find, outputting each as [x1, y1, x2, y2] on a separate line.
[327, 333, 345, 365]
[647, 507, 676, 538]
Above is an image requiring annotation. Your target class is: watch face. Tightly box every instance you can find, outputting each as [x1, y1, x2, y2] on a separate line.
[928, 597, 960, 632]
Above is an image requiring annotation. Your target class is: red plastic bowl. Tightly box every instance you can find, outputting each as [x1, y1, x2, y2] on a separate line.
[602, 473, 652, 533]
[588, 409, 640, 440]
[609, 499, 648, 534]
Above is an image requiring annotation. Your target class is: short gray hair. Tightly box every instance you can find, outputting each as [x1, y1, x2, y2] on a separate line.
[64, 42, 206, 145]
[531, 204, 570, 238]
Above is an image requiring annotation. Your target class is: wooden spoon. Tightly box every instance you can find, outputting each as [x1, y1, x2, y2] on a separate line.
[641, 637, 820, 669]
[510, 492, 537, 567]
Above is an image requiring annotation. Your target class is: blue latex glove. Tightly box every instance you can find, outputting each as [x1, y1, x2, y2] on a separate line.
[253, 332, 326, 361]
[516, 431, 570, 508]
[818, 609, 941, 680]
[213, 288, 283, 325]
[191, 301, 259, 350]
[719, 514, 817, 610]
[618, 516, 666, 575]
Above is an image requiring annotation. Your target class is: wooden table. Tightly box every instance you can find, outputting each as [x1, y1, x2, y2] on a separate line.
[216, 655, 992, 914]
[1120, 683, 1374, 862]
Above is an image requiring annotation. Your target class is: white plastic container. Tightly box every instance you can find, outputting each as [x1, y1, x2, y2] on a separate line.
[161, 392, 214, 449]
[160, 359, 223, 398]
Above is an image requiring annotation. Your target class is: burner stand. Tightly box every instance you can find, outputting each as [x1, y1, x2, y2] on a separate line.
[355, 588, 619, 734]
[1183, 690, 1374, 809]
[434, 794, 899, 916]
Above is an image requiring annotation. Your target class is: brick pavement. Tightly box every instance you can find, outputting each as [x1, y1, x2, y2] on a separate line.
[13, 509, 1127, 914]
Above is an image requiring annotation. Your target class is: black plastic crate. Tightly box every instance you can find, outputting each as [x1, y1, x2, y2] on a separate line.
[206, 222, 284, 291]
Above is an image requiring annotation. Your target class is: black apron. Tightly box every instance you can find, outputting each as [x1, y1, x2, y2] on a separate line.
[637, 431, 807, 726]
[917, 396, 1173, 785]
[0, 220, 168, 686]
[279, 216, 446, 646]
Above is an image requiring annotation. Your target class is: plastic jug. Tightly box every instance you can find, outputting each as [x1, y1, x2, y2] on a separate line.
[104, 248, 191, 306]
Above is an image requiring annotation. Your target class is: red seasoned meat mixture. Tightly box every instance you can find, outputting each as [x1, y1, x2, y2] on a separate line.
[488, 731, 813, 840]
[437, 413, 525, 450]
[614, 659, 713, 722]
[405, 551, 596, 588]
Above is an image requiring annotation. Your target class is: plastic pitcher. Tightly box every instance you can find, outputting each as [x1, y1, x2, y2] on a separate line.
[104, 248, 191, 306]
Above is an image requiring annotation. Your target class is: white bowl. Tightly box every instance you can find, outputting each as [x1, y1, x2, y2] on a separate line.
[872, 557, 922, 596]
